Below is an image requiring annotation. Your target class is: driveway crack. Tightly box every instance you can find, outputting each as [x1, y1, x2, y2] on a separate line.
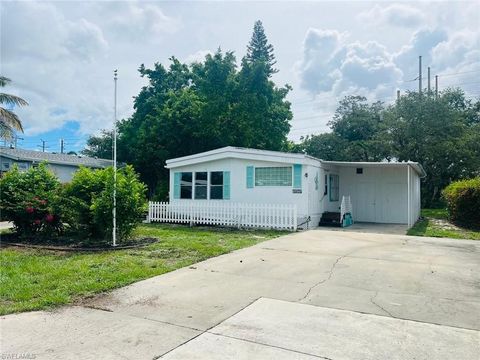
[370, 291, 396, 318]
[299, 254, 345, 301]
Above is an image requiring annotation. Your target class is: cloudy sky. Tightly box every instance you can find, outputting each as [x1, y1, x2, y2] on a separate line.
[2, 1, 479, 153]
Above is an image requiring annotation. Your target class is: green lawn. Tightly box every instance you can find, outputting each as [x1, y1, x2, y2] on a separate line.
[0, 224, 282, 315]
[407, 209, 480, 240]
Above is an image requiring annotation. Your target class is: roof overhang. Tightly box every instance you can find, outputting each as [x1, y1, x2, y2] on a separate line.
[0, 152, 111, 168]
[165, 146, 319, 169]
[322, 161, 426, 178]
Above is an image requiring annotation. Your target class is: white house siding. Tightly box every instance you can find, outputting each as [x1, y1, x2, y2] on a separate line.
[305, 164, 323, 227]
[408, 165, 421, 227]
[339, 166, 410, 224]
[169, 158, 312, 220]
[321, 164, 341, 213]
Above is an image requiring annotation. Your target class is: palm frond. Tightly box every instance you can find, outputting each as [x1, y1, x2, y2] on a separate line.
[0, 107, 24, 132]
[0, 93, 28, 107]
[0, 76, 12, 87]
[0, 122, 14, 140]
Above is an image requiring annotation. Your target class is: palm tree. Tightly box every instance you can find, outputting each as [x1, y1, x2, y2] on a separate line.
[0, 76, 28, 140]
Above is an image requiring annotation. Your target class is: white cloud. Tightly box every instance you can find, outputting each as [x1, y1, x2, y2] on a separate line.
[296, 29, 402, 101]
[105, 2, 181, 41]
[296, 25, 478, 101]
[358, 4, 425, 28]
[183, 50, 213, 64]
[1, 1, 178, 136]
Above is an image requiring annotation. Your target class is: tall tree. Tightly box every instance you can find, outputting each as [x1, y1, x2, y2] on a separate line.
[384, 89, 480, 205]
[244, 20, 277, 77]
[0, 76, 27, 140]
[81, 130, 113, 159]
[84, 29, 292, 199]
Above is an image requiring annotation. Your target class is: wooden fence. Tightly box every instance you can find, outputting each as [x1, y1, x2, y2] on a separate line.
[147, 201, 297, 231]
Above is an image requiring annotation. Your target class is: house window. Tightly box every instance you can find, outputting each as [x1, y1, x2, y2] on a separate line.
[329, 174, 339, 201]
[255, 167, 292, 186]
[180, 172, 193, 199]
[324, 174, 328, 195]
[194, 172, 207, 199]
[18, 163, 28, 170]
[210, 171, 224, 199]
[2, 163, 10, 170]
[356, 168, 363, 174]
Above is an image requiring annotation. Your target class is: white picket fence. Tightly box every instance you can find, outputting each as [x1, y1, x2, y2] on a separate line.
[147, 201, 297, 231]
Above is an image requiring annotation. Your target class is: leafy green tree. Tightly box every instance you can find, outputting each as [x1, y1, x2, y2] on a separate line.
[384, 89, 480, 205]
[295, 133, 349, 161]
[327, 96, 390, 161]
[83, 24, 292, 199]
[81, 130, 112, 159]
[0, 76, 27, 140]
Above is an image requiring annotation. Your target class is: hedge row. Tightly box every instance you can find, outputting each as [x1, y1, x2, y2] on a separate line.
[0, 163, 147, 242]
[442, 177, 480, 228]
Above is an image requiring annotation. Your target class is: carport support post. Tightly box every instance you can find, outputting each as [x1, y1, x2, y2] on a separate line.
[407, 165, 411, 228]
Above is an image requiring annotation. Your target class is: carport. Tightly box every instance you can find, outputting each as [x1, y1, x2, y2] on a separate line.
[323, 161, 426, 227]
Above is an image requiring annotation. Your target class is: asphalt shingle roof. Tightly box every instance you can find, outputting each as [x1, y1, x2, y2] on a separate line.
[0, 147, 112, 168]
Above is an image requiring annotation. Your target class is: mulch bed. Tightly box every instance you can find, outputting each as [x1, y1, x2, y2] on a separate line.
[0, 234, 158, 252]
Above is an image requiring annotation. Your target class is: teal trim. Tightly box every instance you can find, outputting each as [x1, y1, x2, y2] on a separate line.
[223, 171, 230, 199]
[246, 166, 254, 188]
[293, 164, 302, 189]
[173, 172, 181, 199]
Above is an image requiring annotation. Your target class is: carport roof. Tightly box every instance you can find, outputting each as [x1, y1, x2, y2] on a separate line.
[323, 161, 426, 177]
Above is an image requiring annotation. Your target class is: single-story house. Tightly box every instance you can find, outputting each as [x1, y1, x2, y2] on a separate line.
[0, 147, 112, 183]
[165, 146, 426, 228]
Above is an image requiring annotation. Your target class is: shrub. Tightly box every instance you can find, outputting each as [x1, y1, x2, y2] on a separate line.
[442, 177, 480, 228]
[64, 165, 147, 241]
[0, 163, 64, 237]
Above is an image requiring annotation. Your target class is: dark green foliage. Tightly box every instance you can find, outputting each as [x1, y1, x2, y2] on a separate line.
[297, 89, 480, 206]
[0, 163, 64, 237]
[298, 96, 390, 161]
[442, 177, 480, 228]
[385, 89, 480, 205]
[84, 23, 292, 199]
[81, 129, 112, 159]
[64, 166, 147, 241]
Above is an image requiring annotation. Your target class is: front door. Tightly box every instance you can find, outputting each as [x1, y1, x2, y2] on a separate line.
[356, 182, 376, 222]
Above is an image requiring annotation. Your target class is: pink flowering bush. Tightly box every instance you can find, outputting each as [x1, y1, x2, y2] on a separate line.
[0, 163, 64, 238]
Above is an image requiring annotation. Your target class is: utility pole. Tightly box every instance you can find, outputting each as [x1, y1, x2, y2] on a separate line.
[60, 139, 65, 154]
[435, 75, 439, 99]
[14, 135, 23, 148]
[38, 139, 48, 152]
[113, 69, 118, 247]
[397, 90, 400, 100]
[427, 67, 431, 94]
[418, 56, 422, 95]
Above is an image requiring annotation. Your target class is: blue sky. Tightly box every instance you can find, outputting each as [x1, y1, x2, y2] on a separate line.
[2, 1, 479, 152]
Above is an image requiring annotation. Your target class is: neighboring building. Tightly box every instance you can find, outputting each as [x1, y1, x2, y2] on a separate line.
[0, 147, 112, 183]
[165, 146, 426, 228]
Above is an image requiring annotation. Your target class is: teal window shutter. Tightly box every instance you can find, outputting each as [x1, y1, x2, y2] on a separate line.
[223, 171, 230, 199]
[246, 166, 254, 188]
[293, 164, 302, 189]
[173, 172, 181, 199]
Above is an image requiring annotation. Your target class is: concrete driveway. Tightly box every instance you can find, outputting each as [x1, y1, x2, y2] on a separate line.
[2, 230, 479, 359]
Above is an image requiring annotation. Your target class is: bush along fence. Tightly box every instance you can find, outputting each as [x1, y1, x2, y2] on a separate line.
[147, 201, 297, 231]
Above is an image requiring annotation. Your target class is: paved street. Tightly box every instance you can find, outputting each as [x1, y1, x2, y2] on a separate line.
[2, 229, 479, 359]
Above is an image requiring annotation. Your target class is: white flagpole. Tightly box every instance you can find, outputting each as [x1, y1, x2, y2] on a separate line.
[113, 69, 118, 247]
